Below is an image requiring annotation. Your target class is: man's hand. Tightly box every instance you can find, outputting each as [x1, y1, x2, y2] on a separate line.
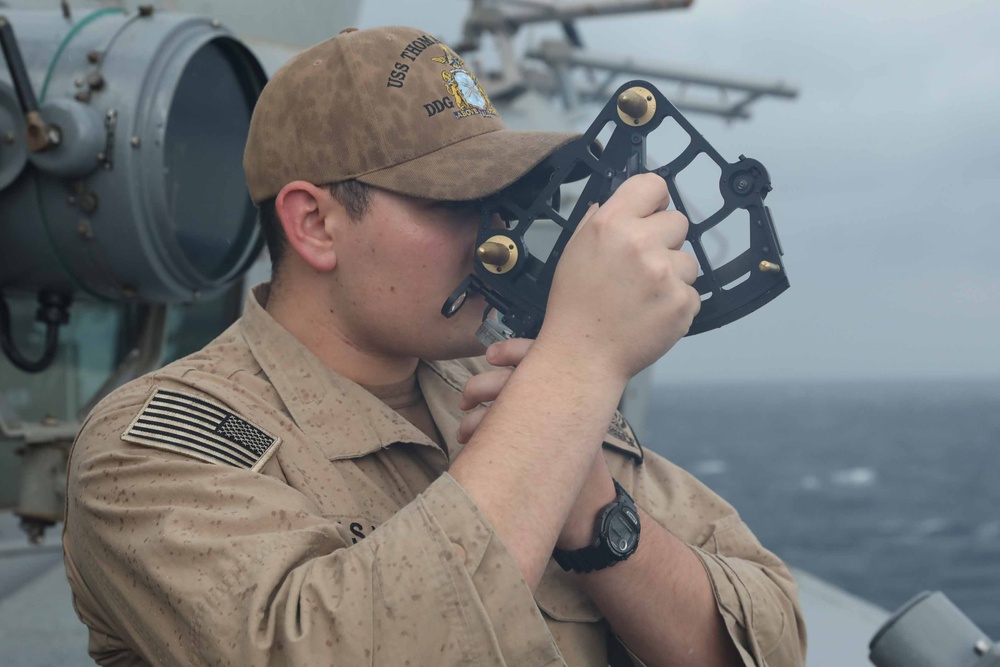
[537, 173, 701, 384]
[457, 338, 533, 444]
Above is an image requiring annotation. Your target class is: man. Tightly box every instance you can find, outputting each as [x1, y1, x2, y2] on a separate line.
[63, 26, 805, 667]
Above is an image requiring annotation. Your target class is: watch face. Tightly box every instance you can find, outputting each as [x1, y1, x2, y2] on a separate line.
[604, 506, 640, 558]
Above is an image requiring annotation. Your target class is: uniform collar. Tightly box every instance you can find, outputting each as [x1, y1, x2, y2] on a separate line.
[240, 284, 465, 461]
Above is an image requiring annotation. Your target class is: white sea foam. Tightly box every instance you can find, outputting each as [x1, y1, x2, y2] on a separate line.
[913, 517, 950, 536]
[830, 467, 877, 487]
[691, 459, 728, 476]
[975, 521, 1000, 541]
[800, 474, 822, 491]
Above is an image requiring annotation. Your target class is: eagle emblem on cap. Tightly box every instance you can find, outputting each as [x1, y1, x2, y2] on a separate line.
[432, 46, 498, 120]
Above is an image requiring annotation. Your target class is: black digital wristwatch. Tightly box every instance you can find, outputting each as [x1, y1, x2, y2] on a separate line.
[553, 479, 641, 573]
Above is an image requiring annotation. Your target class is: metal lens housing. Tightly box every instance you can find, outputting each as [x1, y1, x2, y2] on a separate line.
[0, 10, 267, 303]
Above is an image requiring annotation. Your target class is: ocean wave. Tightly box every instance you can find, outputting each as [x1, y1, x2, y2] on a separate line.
[691, 459, 728, 476]
[830, 467, 878, 487]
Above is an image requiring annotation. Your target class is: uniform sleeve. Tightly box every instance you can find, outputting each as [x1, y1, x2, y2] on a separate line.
[64, 393, 565, 667]
[605, 447, 808, 667]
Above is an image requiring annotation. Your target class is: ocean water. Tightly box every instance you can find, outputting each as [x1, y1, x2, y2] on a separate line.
[644, 378, 1000, 639]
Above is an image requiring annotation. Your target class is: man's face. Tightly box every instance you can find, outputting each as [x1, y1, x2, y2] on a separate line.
[327, 188, 492, 362]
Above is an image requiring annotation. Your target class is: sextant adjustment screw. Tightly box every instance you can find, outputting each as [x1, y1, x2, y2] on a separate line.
[733, 173, 753, 194]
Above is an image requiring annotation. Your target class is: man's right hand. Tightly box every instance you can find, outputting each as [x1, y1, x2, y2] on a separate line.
[536, 172, 700, 383]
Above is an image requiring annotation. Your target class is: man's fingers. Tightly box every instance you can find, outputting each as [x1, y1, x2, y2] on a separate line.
[457, 407, 488, 444]
[459, 368, 513, 410]
[646, 209, 689, 250]
[486, 337, 533, 368]
[673, 249, 700, 286]
[599, 172, 670, 221]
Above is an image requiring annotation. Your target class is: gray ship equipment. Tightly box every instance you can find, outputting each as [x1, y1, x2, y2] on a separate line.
[870, 591, 1000, 667]
[0, 7, 266, 373]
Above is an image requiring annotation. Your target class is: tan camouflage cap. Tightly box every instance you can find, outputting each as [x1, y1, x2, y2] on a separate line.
[244, 26, 580, 205]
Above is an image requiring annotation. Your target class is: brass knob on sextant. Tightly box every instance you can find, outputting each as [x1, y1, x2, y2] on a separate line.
[477, 236, 519, 274]
[616, 86, 656, 127]
[617, 90, 648, 120]
[477, 241, 510, 266]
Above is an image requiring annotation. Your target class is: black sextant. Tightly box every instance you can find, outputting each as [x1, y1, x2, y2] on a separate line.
[443, 79, 788, 342]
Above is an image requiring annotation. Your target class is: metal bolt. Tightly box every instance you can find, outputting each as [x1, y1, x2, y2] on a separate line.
[130, 136, 141, 148]
[26, 523, 45, 545]
[87, 50, 100, 64]
[67, 195, 77, 206]
[86, 72, 105, 90]
[210, 18, 221, 28]
[79, 191, 99, 215]
[3, 132, 14, 144]
[75, 91, 91, 103]
[606, 169, 614, 178]
[77, 221, 94, 240]
[138, 5, 155, 17]
[975, 639, 992, 656]
[42, 415, 59, 427]
[74, 78, 84, 88]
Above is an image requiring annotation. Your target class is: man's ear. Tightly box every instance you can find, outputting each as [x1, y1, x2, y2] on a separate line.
[274, 181, 339, 272]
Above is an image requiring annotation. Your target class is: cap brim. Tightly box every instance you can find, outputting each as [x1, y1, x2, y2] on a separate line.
[356, 129, 582, 201]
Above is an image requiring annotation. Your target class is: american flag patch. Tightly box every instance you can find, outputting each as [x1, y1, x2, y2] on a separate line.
[121, 388, 281, 471]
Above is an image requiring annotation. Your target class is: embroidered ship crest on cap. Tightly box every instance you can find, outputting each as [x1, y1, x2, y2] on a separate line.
[122, 388, 281, 472]
[431, 46, 497, 120]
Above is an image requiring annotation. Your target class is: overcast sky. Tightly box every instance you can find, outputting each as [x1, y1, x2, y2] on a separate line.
[360, 0, 1000, 383]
